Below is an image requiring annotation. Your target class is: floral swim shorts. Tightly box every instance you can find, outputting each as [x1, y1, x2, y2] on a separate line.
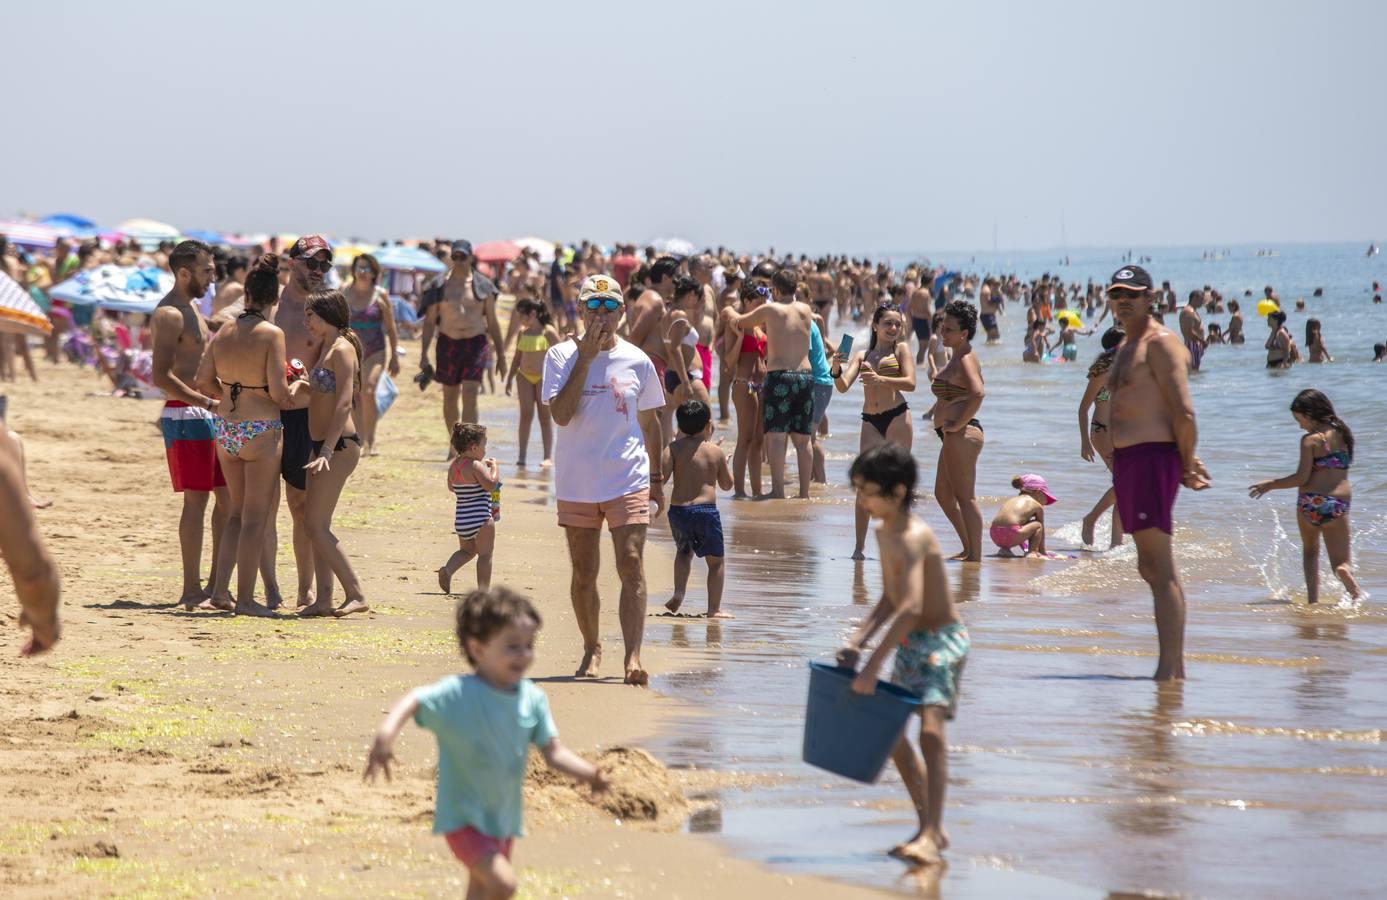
[891, 622, 970, 719]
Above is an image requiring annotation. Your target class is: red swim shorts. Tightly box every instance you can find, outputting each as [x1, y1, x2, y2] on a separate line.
[1112, 441, 1181, 535]
[445, 826, 513, 868]
[436, 333, 489, 386]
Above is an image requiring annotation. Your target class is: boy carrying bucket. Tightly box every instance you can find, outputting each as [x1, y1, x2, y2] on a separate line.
[837, 443, 969, 867]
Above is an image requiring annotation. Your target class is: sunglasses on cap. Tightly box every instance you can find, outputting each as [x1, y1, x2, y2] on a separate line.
[299, 258, 333, 273]
[750, 285, 770, 297]
[585, 297, 621, 311]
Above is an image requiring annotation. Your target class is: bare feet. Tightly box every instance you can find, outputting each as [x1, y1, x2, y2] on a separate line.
[576, 644, 602, 678]
[889, 833, 942, 866]
[664, 595, 684, 614]
[707, 610, 734, 619]
[1335, 563, 1361, 599]
[624, 655, 649, 687]
[179, 591, 205, 611]
[996, 547, 1016, 558]
[948, 551, 968, 561]
[850, 548, 866, 561]
[234, 599, 275, 618]
[334, 598, 370, 617]
[1080, 514, 1097, 546]
[437, 567, 452, 595]
[297, 601, 335, 618]
[764, 490, 786, 500]
[295, 592, 315, 609]
[200, 594, 235, 612]
[540, 458, 552, 468]
[516, 459, 527, 468]
[30, 494, 52, 510]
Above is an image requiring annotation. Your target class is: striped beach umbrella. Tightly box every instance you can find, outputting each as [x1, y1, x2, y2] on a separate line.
[0, 219, 63, 250]
[49, 264, 172, 314]
[0, 271, 53, 336]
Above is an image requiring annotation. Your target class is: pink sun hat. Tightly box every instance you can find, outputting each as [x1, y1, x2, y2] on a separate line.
[1018, 473, 1057, 505]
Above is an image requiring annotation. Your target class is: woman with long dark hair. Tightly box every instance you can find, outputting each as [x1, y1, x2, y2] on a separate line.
[504, 298, 561, 466]
[723, 278, 768, 497]
[1305, 317, 1333, 363]
[1265, 310, 1293, 368]
[298, 289, 369, 617]
[832, 302, 916, 558]
[930, 300, 986, 561]
[1078, 327, 1125, 548]
[194, 253, 299, 614]
[1249, 389, 1360, 603]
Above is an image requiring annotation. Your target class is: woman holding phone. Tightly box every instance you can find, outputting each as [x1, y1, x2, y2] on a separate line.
[831, 303, 917, 559]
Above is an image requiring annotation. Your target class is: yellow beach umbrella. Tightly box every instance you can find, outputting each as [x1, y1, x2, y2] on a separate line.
[1056, 310, 1083, 327]
[1257, 299, 1280, 317]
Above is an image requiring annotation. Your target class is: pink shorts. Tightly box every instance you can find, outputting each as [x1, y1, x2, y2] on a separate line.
[557, 488, 651, 530]
[445, 826, 513, 867]
[989, 523, 1027, 549]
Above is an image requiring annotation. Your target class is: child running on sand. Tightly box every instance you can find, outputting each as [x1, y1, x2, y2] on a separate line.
[366, 587, 608, 900]
[1248, 389, 1361, 604]
[990, 474, 1057, 557]
[837, 444, 968, 866]
[438, 423, 499, 593]
[662, 400, 734, 617]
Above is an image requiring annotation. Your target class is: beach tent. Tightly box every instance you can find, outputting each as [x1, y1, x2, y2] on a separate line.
[0, 219, 63, 250]
[0, 271, 54, 336]
[646, 236, 697, 258]
[49, 264, 172, 314]
[117, 218, 181, 250]
[371, 244, 446, 273]
[39, 214, 98, 238]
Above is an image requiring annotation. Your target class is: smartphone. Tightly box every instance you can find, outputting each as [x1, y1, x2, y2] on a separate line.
[836, 334, 854, 358]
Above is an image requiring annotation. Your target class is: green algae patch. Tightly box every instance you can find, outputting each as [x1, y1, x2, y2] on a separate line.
[71, 857, 269, 899]
[208, 618, 452, 663]
[83, 701, 253, 752]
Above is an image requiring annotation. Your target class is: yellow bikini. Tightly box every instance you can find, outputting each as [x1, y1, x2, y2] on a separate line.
[516, 332, 549, 385]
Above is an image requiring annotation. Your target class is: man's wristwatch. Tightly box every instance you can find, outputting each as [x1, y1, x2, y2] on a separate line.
[649, 472, 665, 485]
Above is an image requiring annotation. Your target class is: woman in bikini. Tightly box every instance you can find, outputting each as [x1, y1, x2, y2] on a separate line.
[1249, 389, 1360, 604]
[1077, 327, 1125, 548]
[1226, 299, 1245, 344]
[298, 289, 370, 618]
[194, 253, 302, 615]
[662, 276, 712, 444]
[715, 265, 743, 422]
[1305, 317, 1333, 363]
[832, 304, 916, 559]
[346, 253, 400, 457]
[1265, 310, 1294, 368]
[722, 279, 769, 498]
[504, 299, 561, 467]
[930, 300, 986, 561]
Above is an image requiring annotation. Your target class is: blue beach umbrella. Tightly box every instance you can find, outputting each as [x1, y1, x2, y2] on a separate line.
[371, 244, 446, 273]
[40, 213, 99, 238]
[182, 229, 228, 245]
[49, 264, 173, 314]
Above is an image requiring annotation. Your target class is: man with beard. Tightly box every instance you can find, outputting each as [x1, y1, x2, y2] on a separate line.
[419, 240, 505, 435]
[151, 240, 228, 609]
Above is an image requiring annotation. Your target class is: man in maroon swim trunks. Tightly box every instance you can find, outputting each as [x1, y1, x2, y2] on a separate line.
[419, 240, 505, 438]
[1106, 265, 1211, 681]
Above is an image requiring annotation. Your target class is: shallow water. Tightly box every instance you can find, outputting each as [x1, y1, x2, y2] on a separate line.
[631, 243, 1387, 897]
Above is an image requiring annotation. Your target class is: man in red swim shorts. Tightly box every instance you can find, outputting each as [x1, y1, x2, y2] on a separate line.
[1106, 265, 1211, 681]
[419, 240, 505, 439]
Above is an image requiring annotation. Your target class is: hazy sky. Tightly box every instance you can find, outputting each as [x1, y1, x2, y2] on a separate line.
[3, 1, 1382, 254]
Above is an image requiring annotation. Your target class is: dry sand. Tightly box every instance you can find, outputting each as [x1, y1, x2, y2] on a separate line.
[0, 362, 884, 898]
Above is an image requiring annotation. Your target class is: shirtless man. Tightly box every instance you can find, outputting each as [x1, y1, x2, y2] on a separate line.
[808, 258, 837, 317]
[211, 256, 248, 318]
[1106, 266, 1210, 681]
[627, 256, 678, 383]
[274, 235, 334, 607]
[419, 240, 505, 435]
[151, 240, 228, 609]
[909, 272, 936, 364]
[978, 278, 1002, 343]
[727, 268, 815, 499]
[1178, 289, 1207, 372]
[1, 421, 60, 656]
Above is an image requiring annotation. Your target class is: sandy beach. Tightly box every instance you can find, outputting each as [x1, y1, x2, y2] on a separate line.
[0, 362, 882, 899]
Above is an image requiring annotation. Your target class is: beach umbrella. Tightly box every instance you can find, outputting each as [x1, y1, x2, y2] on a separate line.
[331, 243, 377, 266]
[473, 239, 521, 264]
[647, 236, 696, 258]
[0, 219, 62, 250]
[117, 218, 181, 250]
[182, 229, 227, 245]
[1257, 299, 1280, 317]
[39, 214, 99, 238]
[371, 244, 446, 273]
[513, 236, 556, 263]
[0, 271, 53, 336]
[1056, 310, 1083, 327]
[49, 264, 173, 314]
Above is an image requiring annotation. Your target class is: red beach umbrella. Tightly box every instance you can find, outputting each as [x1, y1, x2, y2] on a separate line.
[473, 240, 521, 264]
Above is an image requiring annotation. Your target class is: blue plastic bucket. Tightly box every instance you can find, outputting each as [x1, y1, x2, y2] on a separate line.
[802, 661, 922, 783]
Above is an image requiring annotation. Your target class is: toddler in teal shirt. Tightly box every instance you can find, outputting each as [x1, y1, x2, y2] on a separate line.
[366, 586, 608, 899]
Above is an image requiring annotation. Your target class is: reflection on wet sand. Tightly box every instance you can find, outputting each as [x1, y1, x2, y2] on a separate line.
[1105, 683, 1187, 841]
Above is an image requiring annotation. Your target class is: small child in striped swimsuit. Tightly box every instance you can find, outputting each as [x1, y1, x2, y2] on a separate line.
[438, 423, 499, 593]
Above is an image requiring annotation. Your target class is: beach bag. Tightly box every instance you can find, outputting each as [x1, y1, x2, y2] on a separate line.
[376, 372, 399, 417]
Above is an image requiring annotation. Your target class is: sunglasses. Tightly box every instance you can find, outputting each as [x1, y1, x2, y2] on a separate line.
[1108, 288, 1143, 299]
[451, 252, 470, 261]
[300, 258, 333, 273]
[585, 297, 621, 311]
[750, 285, 771, 297]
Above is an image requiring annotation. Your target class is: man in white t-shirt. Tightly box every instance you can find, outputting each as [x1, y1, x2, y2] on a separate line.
[543, 274, 666, 686]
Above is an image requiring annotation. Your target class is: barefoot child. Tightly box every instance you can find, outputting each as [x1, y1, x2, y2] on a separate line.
[438, 423, 498, 593]
[836, 444, 968, 866]
[1248, 389, 1361, 604]
[504, 300, 560, 467]
[989, 474, 1057, 557]
[662, 400, 734, 618]
[366, 587, 608, 900]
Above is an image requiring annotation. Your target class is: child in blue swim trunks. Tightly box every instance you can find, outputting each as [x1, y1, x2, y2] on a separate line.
[662, 400, 734, 618]
[837, 443, 968, 867]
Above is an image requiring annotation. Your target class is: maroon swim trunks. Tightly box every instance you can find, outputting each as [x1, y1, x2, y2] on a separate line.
[435, 333, 488, 386]
[1112, 441, 1181, 534]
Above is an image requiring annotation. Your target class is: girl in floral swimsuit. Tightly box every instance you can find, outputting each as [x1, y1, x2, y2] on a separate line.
[1248, 389, 1361, 604]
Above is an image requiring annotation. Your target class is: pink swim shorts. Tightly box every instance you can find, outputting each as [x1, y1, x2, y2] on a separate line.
[445, 826, 513, 868]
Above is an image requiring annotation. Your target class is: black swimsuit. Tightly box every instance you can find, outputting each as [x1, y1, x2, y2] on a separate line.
[861, 402, 909, 437]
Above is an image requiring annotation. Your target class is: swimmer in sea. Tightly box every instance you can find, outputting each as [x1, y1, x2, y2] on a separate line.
[989, 474, 1057, 557]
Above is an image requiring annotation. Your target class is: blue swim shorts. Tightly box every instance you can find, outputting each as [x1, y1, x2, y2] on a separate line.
[667, 503, 725, 558]
[891, 621, 969, 719]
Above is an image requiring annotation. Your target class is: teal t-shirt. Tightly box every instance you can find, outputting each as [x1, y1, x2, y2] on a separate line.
[413, 674, 558, 838]
[808, 324, 832, 385]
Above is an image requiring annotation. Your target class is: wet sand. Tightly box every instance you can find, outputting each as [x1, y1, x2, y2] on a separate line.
[0, 363, 881, 899]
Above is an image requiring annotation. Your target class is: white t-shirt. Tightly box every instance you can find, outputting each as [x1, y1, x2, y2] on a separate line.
[542, 338, 665, 503]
